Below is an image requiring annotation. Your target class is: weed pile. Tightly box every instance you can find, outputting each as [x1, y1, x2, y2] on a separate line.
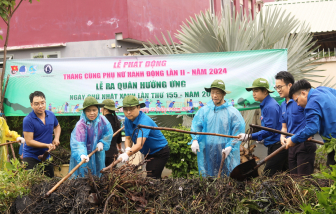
[11, 161, 332, 214]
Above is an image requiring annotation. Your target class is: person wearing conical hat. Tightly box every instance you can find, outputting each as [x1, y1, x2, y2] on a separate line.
[69, 96, 113, 178]
[117, 95, 170, 179]
[101, 99, 123, 166]
[189, 79, 245, 177]
[237, 78, 288, 177]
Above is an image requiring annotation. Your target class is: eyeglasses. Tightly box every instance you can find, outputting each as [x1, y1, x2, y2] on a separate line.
[33, 102, 46, 107]
[273, 85, 287, 91]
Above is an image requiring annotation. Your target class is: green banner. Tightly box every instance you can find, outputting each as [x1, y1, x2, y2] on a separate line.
[4, 49, 286, 116]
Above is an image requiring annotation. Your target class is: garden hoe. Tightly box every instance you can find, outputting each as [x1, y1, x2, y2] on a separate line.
[230, 124, 324, 181]
[45, 126, 124, 197]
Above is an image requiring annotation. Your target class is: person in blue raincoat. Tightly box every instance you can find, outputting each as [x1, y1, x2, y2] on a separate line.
[190, 80, 245, 177]
[69, 96, 113, 178]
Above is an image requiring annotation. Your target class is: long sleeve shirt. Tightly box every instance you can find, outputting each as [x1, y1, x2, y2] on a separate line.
[292, 87, 336, 143]
[251, 95, 281, 146]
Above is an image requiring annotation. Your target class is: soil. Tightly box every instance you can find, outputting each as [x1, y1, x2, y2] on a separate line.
[11, 162, 332, 214]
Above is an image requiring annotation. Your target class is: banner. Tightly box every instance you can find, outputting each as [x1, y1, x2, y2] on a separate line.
[4, 49, 287, 116]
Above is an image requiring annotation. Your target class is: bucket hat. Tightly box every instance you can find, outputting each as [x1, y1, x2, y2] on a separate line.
[117, 95, 146, 109]
[246, 78, 274, 93]
[78, 96, 105, 111]
[102, 99, 118, 111]
[205, 79, 231, 94]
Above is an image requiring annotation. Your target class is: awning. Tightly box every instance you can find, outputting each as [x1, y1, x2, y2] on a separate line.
[264, 0, 336, 33]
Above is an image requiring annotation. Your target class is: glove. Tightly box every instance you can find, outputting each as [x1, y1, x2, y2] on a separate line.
[118, 148, 125, 153]
[118, 153, 129, 163]
[191, 140, 200, 154]
[16, 137, 25, 145]
[255, 139, 264, 144]
[237, 133, 251, 142]
[222, 146, 232, 160]
[125, 147, 131, 152]
[80, 155, 89, 163]
[96, 142, 104, 151]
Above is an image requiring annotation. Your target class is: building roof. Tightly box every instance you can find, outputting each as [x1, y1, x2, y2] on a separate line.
[264, 0, 336, 33]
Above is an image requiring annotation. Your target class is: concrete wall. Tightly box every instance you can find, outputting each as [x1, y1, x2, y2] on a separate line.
[0, 0, 210, 47]
[310, 58, 336, 88]
[3, 39, 137, 59]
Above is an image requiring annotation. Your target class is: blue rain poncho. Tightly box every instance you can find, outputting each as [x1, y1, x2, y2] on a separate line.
[189, 100, 245, 177]
[69, 110, 113, 178]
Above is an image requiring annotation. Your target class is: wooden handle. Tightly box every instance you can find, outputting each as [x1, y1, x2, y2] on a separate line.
[0, 141, 20, 147]
[9, 144, 16, 160]
[137, 125, 240, 139]
[254, 144, 286, 170]
[217, 152, 226, 178]
[101, 158, 122, 172]
[45, 148, 98, 197]
[45, 126, 124, 197]
[249, 124, 324, 145]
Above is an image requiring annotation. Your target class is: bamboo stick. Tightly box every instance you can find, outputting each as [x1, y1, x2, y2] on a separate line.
[0, 141, 19, 147]
[137, 125, 240, 139]
[249, 124, 324, 145]
[45, 126, 124, 197]
[9, 143, 16, 160]
[217, 152, 226, 178]
[45, 148, 98, 197]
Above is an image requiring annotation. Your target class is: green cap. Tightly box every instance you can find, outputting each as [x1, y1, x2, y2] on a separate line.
[246, 78, 274, 93]
[78, 96, 105, 111]
[102, 99, 118, 112]
[118, 95, 146, 109]
[205, 79, 231, 94]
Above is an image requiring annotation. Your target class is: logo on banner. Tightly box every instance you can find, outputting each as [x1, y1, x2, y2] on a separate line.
[19, 66, 27, 74]
[10, 66, 18, 75]
[29, 65, 37, 74]
[44, 64, 53, 74]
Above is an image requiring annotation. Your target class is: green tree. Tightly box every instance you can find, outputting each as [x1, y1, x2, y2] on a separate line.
[139, 5, 329, 128]
[0, 0, 40, 115]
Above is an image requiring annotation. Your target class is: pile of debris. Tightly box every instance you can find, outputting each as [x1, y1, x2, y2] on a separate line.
[11, 161, 331, 214]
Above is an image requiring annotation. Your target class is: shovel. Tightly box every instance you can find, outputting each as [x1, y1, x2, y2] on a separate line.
[137, 124, 239, 139]
[45, 126, 124, 197]
[230, 124, 324, 181]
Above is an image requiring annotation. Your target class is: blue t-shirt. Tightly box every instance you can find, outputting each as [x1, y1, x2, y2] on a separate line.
[23, 110, 59, 160]
[169, 102, 174, 108]
[251, 95, 281, 146]
[292, 87, 336, 143]
[125, 111, 168, 155]
[280, 99, 306, 138]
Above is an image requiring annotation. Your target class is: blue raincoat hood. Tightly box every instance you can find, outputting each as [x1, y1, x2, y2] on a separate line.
[69, 110, 113, 178]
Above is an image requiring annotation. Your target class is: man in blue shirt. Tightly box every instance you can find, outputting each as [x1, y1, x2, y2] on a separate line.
[23, 91, 61, 178]
[238, 78, 288, 177]
[286, 79, 336, 166]
[145, 99, 151, 108]
[275, 72, 316, 175]
[117, 95, 170, 179]
[168, 101, 175, 112]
